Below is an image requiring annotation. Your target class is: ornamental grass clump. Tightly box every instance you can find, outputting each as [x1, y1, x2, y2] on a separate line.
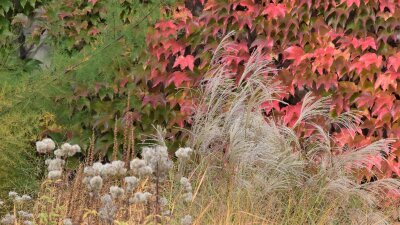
[182, 34, 400, 224]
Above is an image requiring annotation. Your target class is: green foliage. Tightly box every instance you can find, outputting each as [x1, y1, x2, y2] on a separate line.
[0, 0, 178, 198]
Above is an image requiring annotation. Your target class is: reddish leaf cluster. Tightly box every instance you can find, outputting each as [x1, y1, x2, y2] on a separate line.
[146, 0, 400, 179]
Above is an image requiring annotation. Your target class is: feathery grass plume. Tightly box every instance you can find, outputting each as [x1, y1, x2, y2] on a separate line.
[185, 32, 400, 224]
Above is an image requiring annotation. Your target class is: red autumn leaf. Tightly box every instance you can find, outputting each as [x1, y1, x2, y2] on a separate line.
[355, 92, 375, 108]
[173, 6, 193, 22]
[168, 71, 191, 87]
[155, 20, 177, 31]
[359, 53, 382, 68]
[311, 47, 335, 74]
[341, 0, 360, 7]
[262, 3, 286, 19]
[351, 37, 376, 51]
[350, 53, 382, 73]
[162, 40, 185, 55]
[372, 93, 395, 116]
[173, 55, 195, 71]
[282, 102, 302, 127]
[374, 72, 398, 91]
[284, 46, 305, 66]
[142, 94, 166, 109]
[387, 52, 400, 72]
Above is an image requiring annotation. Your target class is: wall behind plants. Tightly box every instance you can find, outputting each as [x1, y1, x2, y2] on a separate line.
[145, 0, 400, 180]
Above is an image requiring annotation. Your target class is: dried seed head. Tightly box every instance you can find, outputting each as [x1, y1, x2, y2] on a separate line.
[142, 146, 173, 177]
[21, 195, 31, 201]
[124, 176, 139, 192]
[18, 211, 33, 219]
[89, 176, 103, 192]
[111, 160, 127, 176]
[8, 191, 18, 199]
[48, 170, 62, 180]
[110, 186, 125, 199]
[1, 214, 15, 224]
[175, 147, 193, 160]
[130, 159, 153, 177]
[63, 218, 73, 225]
[180, 177, 192, 192]
[129, 192, 152, 204]
[180, 215, 193, 225]
[36, 138, 55, 154]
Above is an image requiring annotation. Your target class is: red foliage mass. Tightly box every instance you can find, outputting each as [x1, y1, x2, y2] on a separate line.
[146, 0, 400, 178]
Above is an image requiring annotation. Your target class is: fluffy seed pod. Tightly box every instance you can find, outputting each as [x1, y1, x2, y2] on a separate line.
[8, 191, 18, 199]
[54, 149, 66, 158]
[111, 160, 127, 176]
[47, 158, 65, 171]
[175, 147, 193, 160]
[182, 192, 193, 203]
[36, 138, 56, 154]
[124, 176, 139, 192]
[180, 215, 193, 225]
[89, 176, 103, 193]
[48, 170, 62, 179]
[18, 211, 33, 219]
[1, 214, 15, 224]
[21, 195, 31, 201]
[110, 186, 124, 199]
[129, 192, 152, 204]
[130, 159, 153, 177]
[142, 146, 173, 177]
[98, 194, 117, 224]
[180, 177, 192, 192]
[63, 218, 73, 225]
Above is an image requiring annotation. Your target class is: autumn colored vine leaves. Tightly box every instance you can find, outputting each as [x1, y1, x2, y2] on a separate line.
[146, 0, 400, 178]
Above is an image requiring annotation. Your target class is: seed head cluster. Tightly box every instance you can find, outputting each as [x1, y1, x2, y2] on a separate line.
[36, 138, 55, 154]
[142, 145, 173, 177]
[98, 194, 117, 224]
[175, 147, 193, 161]
[180, 177, 193, 203]
[130, 158, 153, 177]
